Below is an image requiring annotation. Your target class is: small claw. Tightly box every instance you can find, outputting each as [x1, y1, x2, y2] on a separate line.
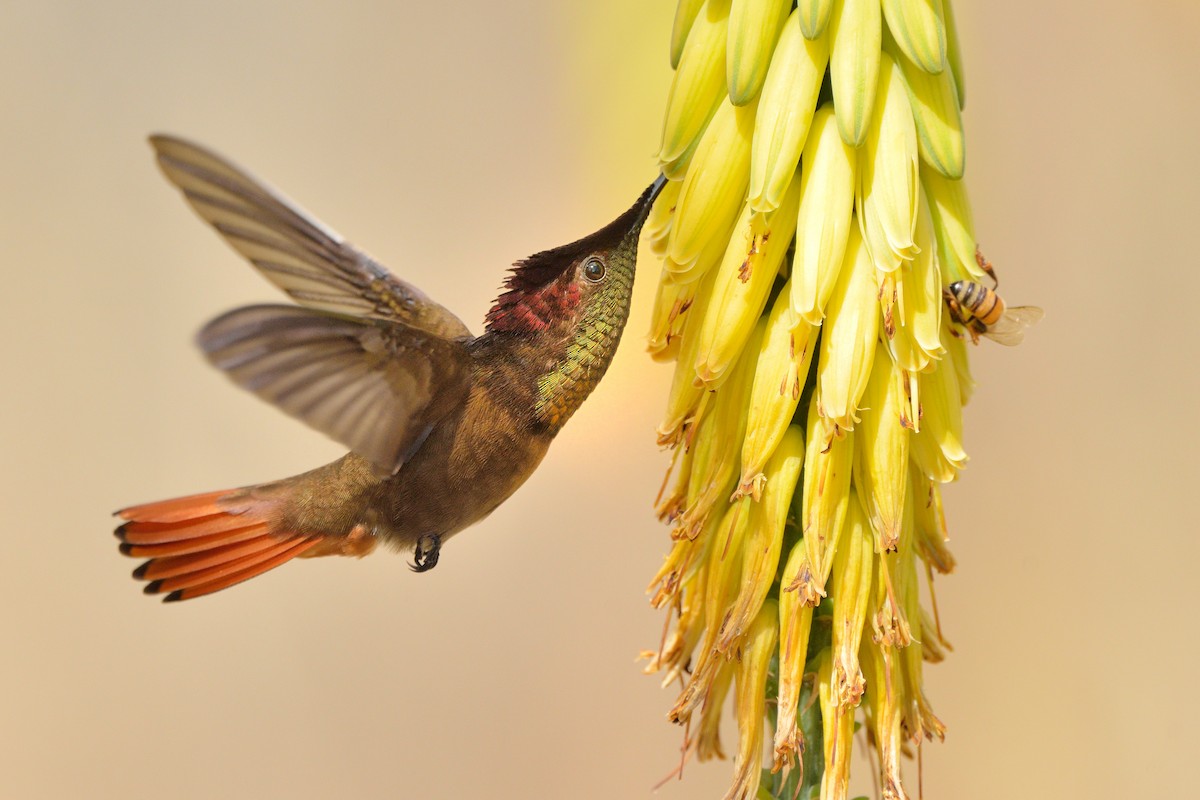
[410, 533, 442, 573]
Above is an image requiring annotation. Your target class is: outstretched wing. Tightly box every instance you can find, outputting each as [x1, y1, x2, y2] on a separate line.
[150, 134, 472, 341]
[198, 304, 471, 475]
[984, 305, 1045, 346]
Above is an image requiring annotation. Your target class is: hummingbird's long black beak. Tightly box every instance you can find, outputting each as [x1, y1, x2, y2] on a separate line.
[620, 172, 669, 241]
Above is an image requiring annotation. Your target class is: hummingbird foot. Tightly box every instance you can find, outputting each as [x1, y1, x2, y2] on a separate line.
[410, 533, 441, 573]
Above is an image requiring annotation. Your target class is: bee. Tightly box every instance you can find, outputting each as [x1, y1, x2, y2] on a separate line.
[943, 280, 1044, 346]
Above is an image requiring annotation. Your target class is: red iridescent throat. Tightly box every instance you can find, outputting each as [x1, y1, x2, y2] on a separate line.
[485, 275, 582, 335]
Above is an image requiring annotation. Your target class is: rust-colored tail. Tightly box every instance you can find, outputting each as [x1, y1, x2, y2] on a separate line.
[115, 489, 321, 602]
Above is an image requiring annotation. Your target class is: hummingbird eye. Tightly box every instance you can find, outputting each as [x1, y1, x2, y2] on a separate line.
[582, 257, 606, 283]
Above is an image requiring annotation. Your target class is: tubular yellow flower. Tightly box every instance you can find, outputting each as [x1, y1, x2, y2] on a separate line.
[853, 351, 910, 551]
[643, 3, 1037, 797]
[857, 52, 920, 274]
[677, 319, 764, 539]
[942, 0, 966, 107]
[817, 647, 853, 800]
[670, 500, 750, 722]
[799, 390, 854, 600]
[774, 541, 816, 766]
[880, 0, 946, 74]
[736, 284, 815, 499]
[922, 166, 988, 284]
[828, 0, 881, 147]
[646, 271, 696, 362]
[726, 0, 792, 106]
[696, 660, 735, 760]
[748, 10, 829, 215]
[667, 95, 759, 271]
[791, 103, 857, 326]
[643, 175, 681, 258]
[884, 185, 944, 372]
[718, 425, 803, 650]
[828, 491, 873, 709]
[659, 0, 731, 176]
[657, 266, 719, 445]
[815, 222, 879, 433]
[693, 170, 801, 388]
[725, 600, 779, 800]
[797, 0, 834, 39]
[670, 0, 708, 70]
[909, 323, 967, 482]
[888, 31, 965, 180]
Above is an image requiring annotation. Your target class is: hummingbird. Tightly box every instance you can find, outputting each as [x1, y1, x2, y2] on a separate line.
[116, 135, 666, 602]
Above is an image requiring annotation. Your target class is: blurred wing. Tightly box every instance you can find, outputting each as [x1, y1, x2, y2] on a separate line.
[198, 304, 471, 475]
[150, 134, 472, 340]
[983, 306, 1045, 346]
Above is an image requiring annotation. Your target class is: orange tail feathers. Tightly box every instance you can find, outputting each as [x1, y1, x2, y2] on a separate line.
[115, 489, 323, 602]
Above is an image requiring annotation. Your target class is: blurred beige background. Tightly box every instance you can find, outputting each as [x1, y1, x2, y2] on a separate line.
[1, 1, 1197, 798]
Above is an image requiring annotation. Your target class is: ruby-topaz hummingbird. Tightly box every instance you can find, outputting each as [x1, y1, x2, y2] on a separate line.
[115, 136, 666, 602]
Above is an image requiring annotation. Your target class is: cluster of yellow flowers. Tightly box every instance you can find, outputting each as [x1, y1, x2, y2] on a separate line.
[641, 1, 985, 798]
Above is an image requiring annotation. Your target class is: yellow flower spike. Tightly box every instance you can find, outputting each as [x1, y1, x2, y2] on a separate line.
[727, 0, 791, 106]
[815, 223, 879, 433]
[679, 319, 765, 538]
[909, 343, 967, 483]
[670, 0, 709, 70]
[853, 350, 911, 552]
[828, 490, 875, 710]
[670, 499, 752, 722]
[791, 104, 858, 326]
[668, 95, 759, 271]
[921, 166, 987, 284]
[644, 176, 682, 258]
[725, 600, 779, 800]
[942, 0, 966, 108]
[857, 53, 921, 274]
[797, 0, 834, 40]
[861, 640, 909, 800]
[881, 0, 947, 75]
[817, 647, 854, 800]
[718, 425, 803, 651]
[748, 10, 829, 215]
[911, 467, 955, 574]
[693, 169, 801, 388]
[658, 267, 720, 446]
[737, 284, 815, 500]
[798, 391, 854, 600]
[774, 542, 816, 769]
[697, 660, 736, 761]
[886, 186, 944, 372]
[828, 0, 882, 148]
[659, 0, 732, 174]
[886, 30, 964, 180]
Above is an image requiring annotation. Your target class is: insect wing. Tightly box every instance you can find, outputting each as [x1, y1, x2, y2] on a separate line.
[983, 305, 1044, 346]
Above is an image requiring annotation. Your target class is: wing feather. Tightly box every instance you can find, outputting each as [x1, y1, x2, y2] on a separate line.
[150, 134, 472, 340]
[198, 304, 471, 474]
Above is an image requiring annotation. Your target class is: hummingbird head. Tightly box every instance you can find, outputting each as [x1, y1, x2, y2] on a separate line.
[484, 174, 668, 337]
[484, 174, 668, 430]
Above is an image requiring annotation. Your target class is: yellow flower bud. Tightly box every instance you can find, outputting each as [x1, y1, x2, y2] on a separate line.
[816, 223, 879, 432]
[726, 600, 779, 800]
